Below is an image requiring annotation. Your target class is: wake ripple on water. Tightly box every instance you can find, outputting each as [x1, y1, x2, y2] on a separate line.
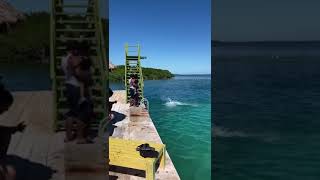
[213, 126, 249, 138]
[213, 125, 280, 143]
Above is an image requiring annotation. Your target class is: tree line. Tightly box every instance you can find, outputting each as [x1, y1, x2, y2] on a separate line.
[109, 65, 174, 82]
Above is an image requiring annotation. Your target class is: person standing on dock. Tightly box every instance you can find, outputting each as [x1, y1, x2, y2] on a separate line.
[133, 78, 140, 107]
[61, 46, 92, 144]
[129, 75, 136, 106]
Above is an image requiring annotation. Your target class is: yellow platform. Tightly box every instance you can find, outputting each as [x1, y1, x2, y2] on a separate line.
[109, 137, 166, 180]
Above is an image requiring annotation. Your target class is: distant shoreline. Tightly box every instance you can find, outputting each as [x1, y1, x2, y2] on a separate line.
[174, 74, 211, 76]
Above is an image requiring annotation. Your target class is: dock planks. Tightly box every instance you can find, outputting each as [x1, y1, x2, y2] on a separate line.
[0, 91, 63, 180]
[109, 91, 181, 180]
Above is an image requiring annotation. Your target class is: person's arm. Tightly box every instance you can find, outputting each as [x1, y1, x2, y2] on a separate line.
[0, 122, 26, 134]
[0, 126, 16, 134]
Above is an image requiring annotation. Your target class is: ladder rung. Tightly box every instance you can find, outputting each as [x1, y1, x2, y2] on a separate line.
[56, 29, 95, 32]
[127, 56, 139, 58]
[58, 108, 105, 114]
[57, 19, 94, 24]
[57, 4, 94, 8]
[56, 37, 96, 41]
[58, 96, 104, 102]
[55, 75, 101, 81]
[56, 84, 102, 90]
[56, 46, 98, 50]
[55, 67, 102, 73]
[56, 56, 97, 60]
[56, 12, 94, 16]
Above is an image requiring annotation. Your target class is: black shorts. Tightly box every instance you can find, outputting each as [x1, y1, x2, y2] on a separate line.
[65, 84, 92, 123]
[129, 88, 135, 98]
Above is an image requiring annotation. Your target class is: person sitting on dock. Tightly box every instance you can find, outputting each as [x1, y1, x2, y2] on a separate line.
[61, 46, 92, 144]
[0, 82, 26, 159]
[0, 83, 26, 180]
[129, 75, 135, 97]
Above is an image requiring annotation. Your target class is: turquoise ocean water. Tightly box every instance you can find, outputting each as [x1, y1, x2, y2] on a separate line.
[112, 75, 211, 180]
[0, 64, 211, 180]
[213, 43, 320, 179]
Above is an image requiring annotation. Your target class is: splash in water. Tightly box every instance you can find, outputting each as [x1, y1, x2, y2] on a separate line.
[164, 98, 198, 107]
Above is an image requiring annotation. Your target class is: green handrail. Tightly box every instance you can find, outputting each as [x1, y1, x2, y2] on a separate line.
[50, 0, 58, 130]
[137, 44, 144, 99]
[125, 44, 145, 103]
[94, 0, 107, 120]
[51, 0, 107, 130]
[125, 43, 128, 102]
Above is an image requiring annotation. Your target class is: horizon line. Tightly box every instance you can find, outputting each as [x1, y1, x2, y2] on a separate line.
[212, 40, 320, 42]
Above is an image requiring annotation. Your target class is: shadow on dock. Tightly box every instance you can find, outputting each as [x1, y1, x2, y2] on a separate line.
[110, 165, 145, 178]
[109, 155, 162, 179]
[108, 111, 126, 136]
[4, 155, 56, 180]
[109, 175, 119, 180]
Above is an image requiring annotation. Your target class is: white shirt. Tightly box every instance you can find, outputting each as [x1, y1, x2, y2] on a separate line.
[61, 54, 80, 87]
[129, 78, 134, 89]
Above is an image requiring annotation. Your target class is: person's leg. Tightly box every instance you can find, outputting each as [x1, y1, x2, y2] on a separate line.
[129, 88, 134, 98]
[75, 119, 86, 143]
[76, 100, 93, 144]
[129, 88, 135, 106]
[0, 164, 16, 180]
[75, 119, 93, 144]
[64, 117, 74, 142]
[78, 82, 87, 104]
[65, 84, 80, 141]
[134, 92, 140, 107]
[0, 133, 11, 159]
[5, 165, 16, 180]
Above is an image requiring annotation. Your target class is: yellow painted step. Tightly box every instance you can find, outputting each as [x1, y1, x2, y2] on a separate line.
[109, 137, 166, 180]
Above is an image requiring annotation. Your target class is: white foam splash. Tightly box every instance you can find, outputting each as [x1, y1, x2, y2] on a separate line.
[164, 98, 197, 107]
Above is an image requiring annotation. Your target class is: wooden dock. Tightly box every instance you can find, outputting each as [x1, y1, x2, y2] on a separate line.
[0, 90, 180, 180]
[0, 91, 64, 180]
[109, 91, 180, 180]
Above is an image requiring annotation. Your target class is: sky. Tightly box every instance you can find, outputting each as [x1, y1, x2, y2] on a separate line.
[213, 0, 320, 41]
[110, 0, 211, 74]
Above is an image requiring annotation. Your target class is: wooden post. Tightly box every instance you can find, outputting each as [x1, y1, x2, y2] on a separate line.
[105, 131, 109, 179]
[146, 160, 156, 180]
